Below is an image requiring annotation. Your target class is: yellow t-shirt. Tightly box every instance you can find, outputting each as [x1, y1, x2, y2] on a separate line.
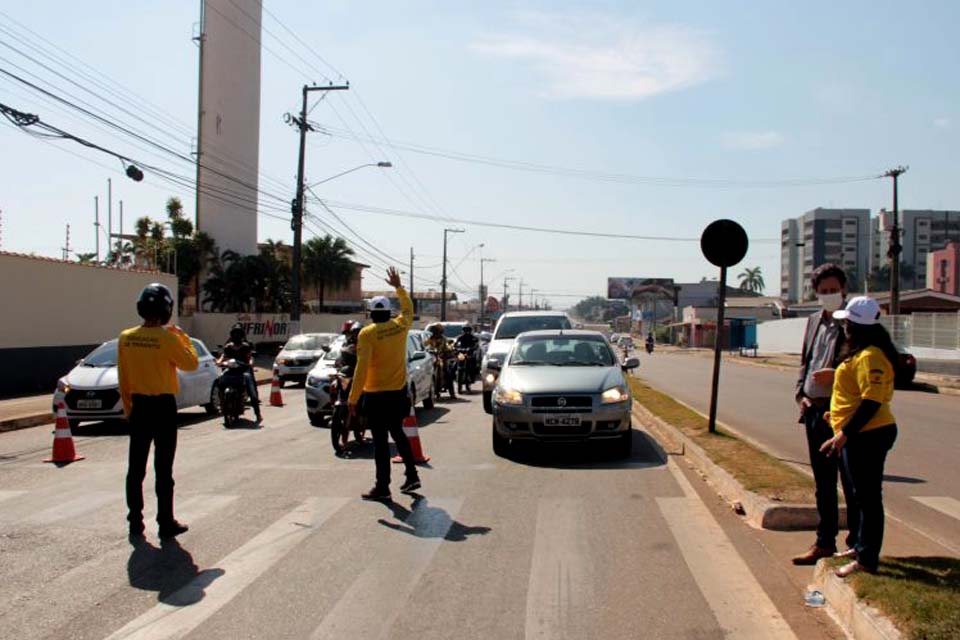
[349, 287, 413, 403]
[829, 346, 896, 435]
[118, 325, 199, 415]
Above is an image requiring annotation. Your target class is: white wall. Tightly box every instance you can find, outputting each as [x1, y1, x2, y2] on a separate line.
[0, 253, 178, 348]
[756, 318, 807, 354]
[183, 312, 366, 350]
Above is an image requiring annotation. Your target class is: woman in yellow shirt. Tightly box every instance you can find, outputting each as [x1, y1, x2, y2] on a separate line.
[820, 296, 898, 577]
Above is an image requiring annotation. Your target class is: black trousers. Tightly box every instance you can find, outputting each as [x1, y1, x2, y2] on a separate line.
[842, 425, 897, 570]
[362, 389, 417, 488]
[126, 394, 179, 526]
[804, 403, 858, 550]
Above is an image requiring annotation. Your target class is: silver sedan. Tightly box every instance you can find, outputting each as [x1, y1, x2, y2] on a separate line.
[489, 330, 639, 458]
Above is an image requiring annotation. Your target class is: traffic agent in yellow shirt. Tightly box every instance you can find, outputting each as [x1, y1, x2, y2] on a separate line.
[117, 283, 198, 540]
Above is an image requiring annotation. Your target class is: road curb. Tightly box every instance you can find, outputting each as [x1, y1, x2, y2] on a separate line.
[812, 559, 903, 640]
[631, 401, 821, 530]
[0, 374, 274, 434]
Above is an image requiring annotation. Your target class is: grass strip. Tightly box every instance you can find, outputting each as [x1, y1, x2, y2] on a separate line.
[628, 377, 815, 504]
[829, 556, 960, 640]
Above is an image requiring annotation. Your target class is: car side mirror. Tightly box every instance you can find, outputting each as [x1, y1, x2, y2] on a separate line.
[410, 351, 427, 362]
[486, 358, 502, 372]
[622, 357, 640, 370]
[322, 345, 331, 352]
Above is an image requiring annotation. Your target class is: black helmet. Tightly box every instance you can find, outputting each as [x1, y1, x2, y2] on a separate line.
[229, 322, 246, 344]
[137, 283, 174, 323]
[428, 323, 443, 335]
[462, 324, 473, 333]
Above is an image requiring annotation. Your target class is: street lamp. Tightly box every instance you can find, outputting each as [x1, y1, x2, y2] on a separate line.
[441, 228, 465, 321]
[292, 161, 392, 331]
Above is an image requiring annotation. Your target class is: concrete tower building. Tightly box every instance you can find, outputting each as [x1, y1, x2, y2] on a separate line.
[195, 0, 262, 256]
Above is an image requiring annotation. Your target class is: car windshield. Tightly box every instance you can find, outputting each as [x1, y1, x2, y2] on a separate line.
[495, 316, 572, 340]
[284, 335, 323, 351]
[83, 341, 118, 367]
[509, 336, 614, 367]
[443, 324, 465, 339]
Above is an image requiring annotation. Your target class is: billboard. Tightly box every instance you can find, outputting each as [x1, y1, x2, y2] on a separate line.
[607, 278, 676, 300]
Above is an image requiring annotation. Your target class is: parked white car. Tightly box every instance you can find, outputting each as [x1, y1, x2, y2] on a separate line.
[51, 338, 221, 428]
[305, 332, 436, 426]
[275, 333, 338, 386]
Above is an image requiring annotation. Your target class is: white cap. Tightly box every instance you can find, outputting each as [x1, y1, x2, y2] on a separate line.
[368, 295, 391, 311]
[833, 296, 881, 325]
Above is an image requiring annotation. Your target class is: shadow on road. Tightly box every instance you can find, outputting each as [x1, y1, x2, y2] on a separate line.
[127, 537, 224, 605]
[505, 429, 666, 470]
[883, 474, 927, 484]
[414, 406, 451, 429]
[899, 381, 941, 394]
[75, 411, 214, 437]
[377, 495, 491, 542]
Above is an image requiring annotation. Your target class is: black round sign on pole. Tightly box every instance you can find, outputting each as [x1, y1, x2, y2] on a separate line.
[700, 219, 749, 268]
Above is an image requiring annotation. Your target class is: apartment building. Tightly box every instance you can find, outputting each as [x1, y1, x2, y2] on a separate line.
[780, 208, 870, 302]
[872, 210, 960, 289]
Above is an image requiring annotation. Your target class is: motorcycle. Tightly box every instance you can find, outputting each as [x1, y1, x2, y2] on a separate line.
[218, 359, 248, 427]
[328, 366, 364, 457]
[427, 349, 457, 399]
[645, 339, 655, 354]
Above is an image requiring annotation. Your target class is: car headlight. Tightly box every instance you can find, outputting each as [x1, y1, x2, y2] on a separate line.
[307, 375, 321, 387]
[56, 378, 70, 394]
[601, 386, 630, 404]
[494, 387, 523, 405]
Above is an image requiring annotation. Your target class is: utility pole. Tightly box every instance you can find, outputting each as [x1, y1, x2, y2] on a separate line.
[503, 276, 516, 313]
[119, 200, 123, 262]
[62, 223, 70, 260]
[409, 247, 416, 315]
[884, 166, 908, 316]
[107, 178, 112, 263]
[290, 82, 350, 334]
[94, 196, 100, 262]
[441, 227, 465, 321]
[480, 255, 496, 326]
[518, 279, 525, 311]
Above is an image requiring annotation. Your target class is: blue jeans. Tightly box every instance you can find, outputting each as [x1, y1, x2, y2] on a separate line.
[842, 425, 897, 570]
[804, 403, 858, 550]
[243, 371, 260, 405]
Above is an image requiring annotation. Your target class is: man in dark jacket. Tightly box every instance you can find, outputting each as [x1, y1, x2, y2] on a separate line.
[792, 263, 858, 565]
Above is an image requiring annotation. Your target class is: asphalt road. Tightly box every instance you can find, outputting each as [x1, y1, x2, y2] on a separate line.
[636, 350, 960, 555]
[0, 386, 845, 640]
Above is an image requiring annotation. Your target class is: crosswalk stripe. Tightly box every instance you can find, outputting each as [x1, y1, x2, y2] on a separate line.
[658, 459, 796, 640]
[104, 497, 349, 640]
[22, 491, 116, 526]
[310, 497, 464, 640]
[141, 494, 239, 527]
[250, 462, 498, 472]
[913, 496, 960, 522]
[524, 498, 594, 640]
[0, 490, 27, 504]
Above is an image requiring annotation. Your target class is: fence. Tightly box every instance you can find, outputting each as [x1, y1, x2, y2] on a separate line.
[880, 313, 960, 351]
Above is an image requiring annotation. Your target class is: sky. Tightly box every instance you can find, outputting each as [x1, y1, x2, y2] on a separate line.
[1, 1, 958, 309]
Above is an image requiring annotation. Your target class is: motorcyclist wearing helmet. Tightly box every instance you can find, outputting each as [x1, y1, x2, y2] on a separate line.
[217, 323, 261, 422]
[453, 324, 481, 380]
[117, 283, 198, 540]
[336, 321, 363, 373]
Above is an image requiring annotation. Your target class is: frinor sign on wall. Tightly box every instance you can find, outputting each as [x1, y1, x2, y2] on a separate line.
[237, 318, 290, 340]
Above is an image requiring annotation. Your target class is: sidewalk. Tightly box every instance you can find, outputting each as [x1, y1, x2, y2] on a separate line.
[0, 365, 275, 433]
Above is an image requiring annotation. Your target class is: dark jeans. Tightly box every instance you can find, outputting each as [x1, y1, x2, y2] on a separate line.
[243, 371, 260, 405]
[842, 425, 897, 570]
[126, 394, 179, 526]
[362, 389, 418, 488]
[804, 403, 858, 550]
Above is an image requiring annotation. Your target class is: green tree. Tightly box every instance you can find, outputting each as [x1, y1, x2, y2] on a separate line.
[302, 235, 355, 312]
[75, 252, 97, 264]
[737, 266, 765, 294]
[867, 263, 916, 292]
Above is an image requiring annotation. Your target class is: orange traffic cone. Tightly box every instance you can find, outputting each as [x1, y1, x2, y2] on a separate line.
[44, 402, 84, 464]
[269, 366, 284, 407]
[393, 406, 430, 464]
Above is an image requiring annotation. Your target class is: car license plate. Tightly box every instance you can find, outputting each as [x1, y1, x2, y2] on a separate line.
[77, 399, 102, 409]
[544, 414, 581, 427]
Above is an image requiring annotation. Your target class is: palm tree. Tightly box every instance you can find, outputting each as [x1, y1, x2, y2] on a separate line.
[302, 235, 355, 312]
[737, 266, 765, 294]
[75, 252, 98, 264]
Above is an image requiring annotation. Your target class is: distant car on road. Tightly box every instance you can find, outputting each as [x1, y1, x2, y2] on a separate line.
[895, 345, 917, 387]
[52, 338, 221, 428]
[482, 310, 573, 414]
[275, 333, 338, 386]
[489, 330, 639, 458]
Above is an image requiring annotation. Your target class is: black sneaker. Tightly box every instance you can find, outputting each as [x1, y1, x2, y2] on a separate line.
[158, 521, 189, 539]
[361, 486, 392, 502]
[400, 477, 421, 494]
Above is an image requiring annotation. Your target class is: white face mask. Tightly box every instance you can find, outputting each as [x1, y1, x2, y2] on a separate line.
[818, 292, 844, 313]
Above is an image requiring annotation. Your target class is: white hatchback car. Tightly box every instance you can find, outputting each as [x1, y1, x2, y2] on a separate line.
[52, 338, 221, 428]
[275, 333, 338, 386]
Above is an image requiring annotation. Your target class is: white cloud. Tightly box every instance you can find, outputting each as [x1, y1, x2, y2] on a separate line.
[720, 130, 785, 150]
[469, 12, 721, 101]
[933, 117, 951, 128]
